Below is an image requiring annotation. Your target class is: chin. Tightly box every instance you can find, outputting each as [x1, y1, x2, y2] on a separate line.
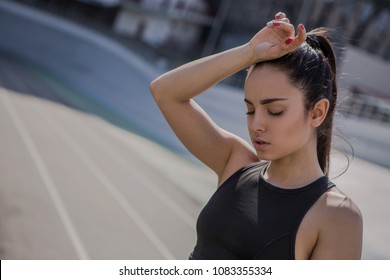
[256, 152, 273, 161]
[256, 151, 285, 162]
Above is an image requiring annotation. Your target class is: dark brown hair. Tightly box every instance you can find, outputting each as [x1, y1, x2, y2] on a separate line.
[252, 28, 338, 175]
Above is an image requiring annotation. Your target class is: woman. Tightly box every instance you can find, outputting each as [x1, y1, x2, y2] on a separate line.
[150, 12, 362, 260]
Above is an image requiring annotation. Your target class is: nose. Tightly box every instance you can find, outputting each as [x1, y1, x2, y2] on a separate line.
[248, 112, 266, 133]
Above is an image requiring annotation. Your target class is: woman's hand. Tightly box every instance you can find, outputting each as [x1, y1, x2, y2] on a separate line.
[248, 12, 307, 63]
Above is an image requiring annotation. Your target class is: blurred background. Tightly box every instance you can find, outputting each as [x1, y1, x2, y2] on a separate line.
[0, 0, 389, 260]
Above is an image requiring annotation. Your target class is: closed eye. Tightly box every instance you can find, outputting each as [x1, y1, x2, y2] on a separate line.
[268, 110, 283, 116]
[246, 111, 255, 115]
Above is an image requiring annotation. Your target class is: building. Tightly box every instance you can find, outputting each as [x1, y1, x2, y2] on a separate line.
[113, 0, 212, 51]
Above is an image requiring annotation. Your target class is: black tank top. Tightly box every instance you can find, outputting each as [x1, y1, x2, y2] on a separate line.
[189, 161, 334, 260]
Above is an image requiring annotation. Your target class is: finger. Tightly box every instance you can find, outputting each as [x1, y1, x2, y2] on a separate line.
[275, 12, 286, 19]
[291, 24, 307, 48]
[266, 20, 292, 28]
[284, 24, 307, 50]
[274, 12, 290, 23]
[266, 20, 295, 36]
[279, 17, 290, 24]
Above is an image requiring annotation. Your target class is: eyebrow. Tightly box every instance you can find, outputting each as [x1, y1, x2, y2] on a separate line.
[244, 98, 288, 105]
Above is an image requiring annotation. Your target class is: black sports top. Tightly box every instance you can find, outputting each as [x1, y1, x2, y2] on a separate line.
[189, 161, 335, 260]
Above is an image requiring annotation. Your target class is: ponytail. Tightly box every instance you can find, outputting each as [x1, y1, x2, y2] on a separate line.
[306, 29, 338, 175]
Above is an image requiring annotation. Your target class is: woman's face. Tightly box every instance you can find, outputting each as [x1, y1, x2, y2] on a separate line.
[244, 66, 316, 162]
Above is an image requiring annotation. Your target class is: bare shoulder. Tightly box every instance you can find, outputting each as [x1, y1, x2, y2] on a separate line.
[310, 187, 363, 259]
[321, 187, 362, 222]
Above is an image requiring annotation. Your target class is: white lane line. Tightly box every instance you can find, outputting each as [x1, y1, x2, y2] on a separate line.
[70, 119, 196, 229]
[0, 90, 89, 260]
[92, 134, 196, 229]
[32, 104, 175, 260]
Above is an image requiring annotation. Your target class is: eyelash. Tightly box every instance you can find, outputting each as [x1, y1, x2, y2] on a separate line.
[269, 111, 284, 116]
[246, 111, 284, 116]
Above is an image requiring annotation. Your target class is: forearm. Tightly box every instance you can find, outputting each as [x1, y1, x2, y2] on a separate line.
[150, 18, 307, 103]
[150, 43, 254, 103]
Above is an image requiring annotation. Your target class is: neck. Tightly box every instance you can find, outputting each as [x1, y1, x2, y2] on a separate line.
[264, 143, 324, 189]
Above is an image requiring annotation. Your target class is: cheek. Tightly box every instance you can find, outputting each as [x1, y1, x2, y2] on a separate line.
[281, 111, 310, 139]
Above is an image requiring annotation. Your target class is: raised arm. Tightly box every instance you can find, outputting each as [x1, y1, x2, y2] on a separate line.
[150, 13, 306, 182]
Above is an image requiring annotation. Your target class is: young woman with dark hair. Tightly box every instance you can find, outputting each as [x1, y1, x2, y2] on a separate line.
[150, 12, 362, 260]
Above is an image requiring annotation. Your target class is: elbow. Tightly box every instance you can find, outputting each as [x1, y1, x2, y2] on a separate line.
[149, 78, 163, 104]
[149, 78, 158, 98]
[150, 76, 186, 105]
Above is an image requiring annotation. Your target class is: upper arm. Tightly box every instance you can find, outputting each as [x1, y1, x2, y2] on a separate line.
[152, 96, 256, 177]
[310, 195, 363, 260]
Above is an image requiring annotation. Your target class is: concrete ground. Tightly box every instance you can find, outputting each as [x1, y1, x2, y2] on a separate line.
[0, 86, 216, 259]
[1, 82, 390, 260]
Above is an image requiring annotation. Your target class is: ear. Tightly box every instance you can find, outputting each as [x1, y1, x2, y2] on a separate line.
[310, 98, 330, 128]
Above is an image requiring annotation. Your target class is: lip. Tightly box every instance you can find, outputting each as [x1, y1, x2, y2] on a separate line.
[252, 137, 270, 150]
